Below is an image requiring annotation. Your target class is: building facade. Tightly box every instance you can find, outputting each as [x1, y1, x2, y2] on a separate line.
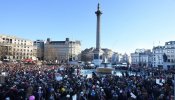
[163, 41, 175, 69]
[111, 53, 130, 64]
[44, 38, 81, 63]
[152, 46, 164, 67]
[131, 49, 152, 67]
[152, 41, 175, 69]
[164, 41, 175, 63]
[34, 40, 44, 60]
[121, 53, 130, 64]
[0, 34, 37, 60]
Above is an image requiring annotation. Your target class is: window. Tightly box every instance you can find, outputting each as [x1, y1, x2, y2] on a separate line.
[167, 50, 170, 53]
[167, 59, 170, 62]
[171, 59, 174, 63]
[10, 39, 12, 43]
[172, 50, 174, 53]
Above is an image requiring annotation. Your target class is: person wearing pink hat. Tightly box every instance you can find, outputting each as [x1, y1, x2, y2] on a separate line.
[29, 95, 35, 100]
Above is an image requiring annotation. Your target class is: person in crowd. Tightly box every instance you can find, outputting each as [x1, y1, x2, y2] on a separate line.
[0, 63, 174, 100]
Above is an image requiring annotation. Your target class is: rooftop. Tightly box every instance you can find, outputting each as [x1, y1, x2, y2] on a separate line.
[165, 41, 175, 45]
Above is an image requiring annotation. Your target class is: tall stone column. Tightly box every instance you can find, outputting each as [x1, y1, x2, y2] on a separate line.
[95, 3, 102, 51]
[93, 3, 103, 66]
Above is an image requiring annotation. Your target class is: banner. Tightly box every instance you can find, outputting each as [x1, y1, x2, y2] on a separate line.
[72, 94, 77, 100]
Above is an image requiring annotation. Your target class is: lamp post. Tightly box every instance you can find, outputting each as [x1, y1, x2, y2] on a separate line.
[174, 74, 175, 100]
[71, 41, 73, 61]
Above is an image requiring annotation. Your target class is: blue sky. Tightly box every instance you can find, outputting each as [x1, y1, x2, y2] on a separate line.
[0, 0, 175, 54]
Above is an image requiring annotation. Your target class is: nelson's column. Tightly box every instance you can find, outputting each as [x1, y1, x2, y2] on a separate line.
[93, 3, 103, 66]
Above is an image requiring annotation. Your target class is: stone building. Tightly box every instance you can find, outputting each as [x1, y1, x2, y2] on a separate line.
[0, 34, 37, 60]
[44, 38, 81, 63]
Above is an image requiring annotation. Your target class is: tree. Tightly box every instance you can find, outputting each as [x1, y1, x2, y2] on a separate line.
[81, 53, 93, 62]
[163, 53, 167, 62]
[0, 45, 9, 60]
[80, 48, 94, 62]
[0, 46, 4, 60]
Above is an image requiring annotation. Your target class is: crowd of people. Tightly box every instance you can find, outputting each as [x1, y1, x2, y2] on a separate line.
[0, 63, 174, 100]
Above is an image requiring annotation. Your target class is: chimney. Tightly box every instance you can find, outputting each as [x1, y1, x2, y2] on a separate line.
[47, 38, 51, 42]
[66, 38, 69, 41]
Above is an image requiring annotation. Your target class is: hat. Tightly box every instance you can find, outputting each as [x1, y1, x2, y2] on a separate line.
[96, 85, 99, 88]
[29, 95, 35, 100]
[66, 94, 70, 98]
[92, 85, 95, 89]
[5, 97, 10, 100]
[51, 88, 54, 92]
[65, 75, 68, 78]
[80, 92, 84, 96]
[61, 88, 65, 92]
[101, 89, 104, 91]
[120, 90, 123, 93]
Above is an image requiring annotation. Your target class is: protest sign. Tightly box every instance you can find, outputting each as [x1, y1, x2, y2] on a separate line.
[55, 73, 63, 81]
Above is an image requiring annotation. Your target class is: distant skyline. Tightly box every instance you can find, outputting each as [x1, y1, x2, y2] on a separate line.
[0, 0, 175, 54]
